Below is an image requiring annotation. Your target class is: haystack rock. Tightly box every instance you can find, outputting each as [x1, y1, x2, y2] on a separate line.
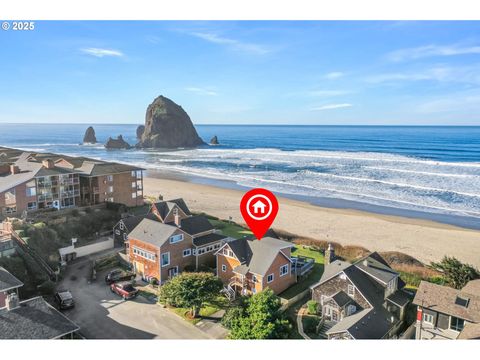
[137, 95, 205, 148]
[136, 125, 145, 140]
[210, 135, 219, 145]
[83, 126, 97, 144]
[105, 135, 131, 149]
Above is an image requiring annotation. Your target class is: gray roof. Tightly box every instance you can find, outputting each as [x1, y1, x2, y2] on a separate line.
[153, 198, 192, 219]
[343, 265, 386, 307]
[120, 213, 159, 232]
[128, 218, 178, 247]
[178, 215, 213, 236]
[413, 281, 480, 323]
[225, 237, 293, 276]
[386, 289, 412, 308]
[316, 259, 351, 285]
[327, 307, 394, 339]
[193, 233, 227, 247]
[0, 296, 79, 339]
[331, 291, 354, 308]
[0, 266, 23, 292]
[354, 252, 398, 285]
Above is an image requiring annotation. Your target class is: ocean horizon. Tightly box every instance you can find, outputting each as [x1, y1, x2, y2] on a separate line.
[1, 123, 479, 228]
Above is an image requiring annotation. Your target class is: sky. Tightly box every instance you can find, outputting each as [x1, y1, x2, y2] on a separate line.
[1, 21, 480, 125]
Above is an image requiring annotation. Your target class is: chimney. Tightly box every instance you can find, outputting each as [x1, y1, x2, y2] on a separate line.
[325, 243, 336, 265]
[173, 208, 181, 227]
[42, 159, 55, 169]
[9, 164, 20, 174]
[6, 293, 20, 311]
[0, 163, 10, 175]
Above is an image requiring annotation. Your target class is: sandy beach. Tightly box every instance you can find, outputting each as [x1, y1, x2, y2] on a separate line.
[143, 175, 480, 268]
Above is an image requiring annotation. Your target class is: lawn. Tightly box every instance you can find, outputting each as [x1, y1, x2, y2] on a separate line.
[280, 246, 325, 300]
[168, 296, 229, 325]
[208, 219, 252, 239]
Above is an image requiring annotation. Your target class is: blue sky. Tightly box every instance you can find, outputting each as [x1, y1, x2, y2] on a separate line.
[1, 21, 480, 125]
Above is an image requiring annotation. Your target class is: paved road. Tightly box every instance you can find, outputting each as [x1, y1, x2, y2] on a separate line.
[57, 256, 210, 339]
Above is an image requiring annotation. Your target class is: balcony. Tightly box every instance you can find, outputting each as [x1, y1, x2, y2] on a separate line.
[291, 256, 315, 276]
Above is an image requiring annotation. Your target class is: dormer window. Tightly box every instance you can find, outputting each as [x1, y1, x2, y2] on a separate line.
[169, 234, 183, 244]
[455, 296, 470, 308]
[347, 285, 355, 297]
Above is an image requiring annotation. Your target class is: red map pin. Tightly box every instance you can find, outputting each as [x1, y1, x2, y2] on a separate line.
[240, 188, 279, 240]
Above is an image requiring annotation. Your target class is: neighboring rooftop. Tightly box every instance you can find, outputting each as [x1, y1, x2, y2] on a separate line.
[0, 296, 79, 339]
[128, 218, 178, 247]
[0, 266, 23, 292]
[413, 280, 480, 323]
[152, 198, 192, 219]
[177, 215, 214, 236]
[193, 232, 228, 247]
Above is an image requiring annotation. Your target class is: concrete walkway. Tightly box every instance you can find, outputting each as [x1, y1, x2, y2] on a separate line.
[195, 309, 229, 339]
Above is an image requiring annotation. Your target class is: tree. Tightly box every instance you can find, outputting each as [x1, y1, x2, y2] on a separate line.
[159, 272, 223, 317]
[431, 256, 479, 289]
[228, 289, 291, 339]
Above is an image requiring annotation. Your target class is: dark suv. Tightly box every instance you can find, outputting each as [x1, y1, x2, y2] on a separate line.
[54, 291, 75, 310]
[105, 269, 136, 284]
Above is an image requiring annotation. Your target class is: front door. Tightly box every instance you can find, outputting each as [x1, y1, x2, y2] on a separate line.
[135, 261, 144, 276]
[168, 267, 178, 279]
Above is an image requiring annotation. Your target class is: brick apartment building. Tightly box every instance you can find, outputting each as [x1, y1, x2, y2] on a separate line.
[0, 147, 143, 217]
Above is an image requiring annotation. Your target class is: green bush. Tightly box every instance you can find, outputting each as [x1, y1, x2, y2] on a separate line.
[303, 316, 320, 333]
[37, 280, 55, 296]
[307, 300, 318, 315]
[221, 306, 244, 329]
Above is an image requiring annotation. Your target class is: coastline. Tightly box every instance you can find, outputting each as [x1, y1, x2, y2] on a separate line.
[144, 170, 480, 268]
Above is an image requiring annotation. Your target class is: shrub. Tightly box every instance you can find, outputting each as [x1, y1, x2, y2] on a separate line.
[221, 306, 244, 329]
[37, 280, 55, 295]
[303, 316, 320, 333]
[307, 300, 318, 315]
[431, 256, 479, 289]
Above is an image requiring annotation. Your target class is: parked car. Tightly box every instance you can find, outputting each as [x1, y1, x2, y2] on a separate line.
[105, 269, 135, 284]
[54, 291, 75, 310]
[110, 281, 139, 300]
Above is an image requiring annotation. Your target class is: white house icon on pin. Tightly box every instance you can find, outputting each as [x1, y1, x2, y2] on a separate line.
[252, 199, 267, 214]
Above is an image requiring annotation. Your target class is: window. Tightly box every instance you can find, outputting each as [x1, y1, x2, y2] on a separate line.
[252, 275, 258, 283]
[119, 222, 124, 230]
[347, 305, 357, 316]
[131, 171, 136, 177]
[132, 192, 137, 199]
[280, 264, 289, 277]
[5, 206, 17, 214]
[183, 249, 192, 257]
[192, 249, 197, 255]
[161, 252, 170, 267]
[214, 243, 221, 249]
[132, 181, 136, 188]
[169, 234, 184, 244]
[26, 186, 36, 197]
[27, 202, 37, 210]
[222, 264, 227, 272]
[423, 313, 434, 325]
[115, 229, 120, 235]
[450, 316, 465, 332]
[108, 186, 114, 193]
[123, 233, 127, 241]
[133, 246, 156, 261]
[267, 274, 274, 283]
[347, 285, 355, 297]
[106, 175, 113, 182]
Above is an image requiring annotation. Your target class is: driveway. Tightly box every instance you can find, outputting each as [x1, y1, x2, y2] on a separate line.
[57, 255, 210, 339]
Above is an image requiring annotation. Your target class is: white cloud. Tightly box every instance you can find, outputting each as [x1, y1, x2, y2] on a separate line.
[81, 47, 124, 58]
[190, 32, 271, 55]
[387, 44, 480, 62]
[310, 103, 353, 111]
[185, 87, 218, 96]
[307, 90, 350, 97]
[324, 72, 344, 79]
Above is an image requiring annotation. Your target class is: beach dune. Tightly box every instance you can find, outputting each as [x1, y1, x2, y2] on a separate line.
[143, 176, 480, 268]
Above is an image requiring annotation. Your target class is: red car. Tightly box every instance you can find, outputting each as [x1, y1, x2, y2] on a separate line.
[110, 281, 139, 300]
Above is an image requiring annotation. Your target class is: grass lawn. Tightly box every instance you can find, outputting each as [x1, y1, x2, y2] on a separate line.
[280, 246, 325, 300]
[167, 296, 229, 325]
[208, 219, 252, 239]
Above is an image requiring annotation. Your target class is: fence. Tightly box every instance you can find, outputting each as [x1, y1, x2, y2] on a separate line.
[59, 237, 114, 263]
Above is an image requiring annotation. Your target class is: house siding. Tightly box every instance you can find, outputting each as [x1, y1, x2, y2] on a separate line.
[128, 238, 160, 280]
[158, 230, 195, 283]
[262, 252, 296, 294]
[0, 182, 36, 216]
[216, 245, 241, 285]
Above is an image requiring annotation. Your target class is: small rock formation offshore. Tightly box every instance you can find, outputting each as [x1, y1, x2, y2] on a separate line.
[210, 135, 219, 145]
[104, 135, 131, 149]
[137, 95, 205, 148]
[83, 126, 97, 144]
[136, 125, 145, 140]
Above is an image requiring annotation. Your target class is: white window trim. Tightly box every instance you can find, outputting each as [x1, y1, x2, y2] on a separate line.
[161, 252, 170, 267]
[132, 246, 156, 262]
[222, 264, 227, 272]
[183, 248, 192, 257]
[280, 264, 289, 277]
[347, 284, 355, 297]
[169, 234, 184, 244]
[423, 313, 434, 325]
[267, 273, 274, 283]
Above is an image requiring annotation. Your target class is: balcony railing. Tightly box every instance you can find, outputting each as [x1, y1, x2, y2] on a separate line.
[291, 256, 315, 276]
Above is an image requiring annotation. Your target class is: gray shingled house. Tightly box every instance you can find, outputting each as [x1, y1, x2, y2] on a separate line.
[413, 279, 480, 339]
[310, 247, 411, 339]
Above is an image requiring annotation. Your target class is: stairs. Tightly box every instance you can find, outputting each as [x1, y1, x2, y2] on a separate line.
[317, 320, 335, 339]
[221, 285, 236, 301]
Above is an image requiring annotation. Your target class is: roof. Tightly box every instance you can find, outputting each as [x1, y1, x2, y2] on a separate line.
[327, 307, 394, 339]
[386, 290, 412, 308]
[121, 213, 159, 231]
[462, 279, 480, 295]
[178, 215, 213, 236]
[152, 198, 191, 219]
[193, 233, 227, 247]
[128, 218, 178, 247]
[0, 296, 79, 339]
[413, 281, 480, 323]
[354, 252, 398, 285]
[458, 322, 480, 339]
[331, 291, 354, 307]
[0, 266, 23, 292]
[316, 259, 351, 286]
[223, 237, 293, 276]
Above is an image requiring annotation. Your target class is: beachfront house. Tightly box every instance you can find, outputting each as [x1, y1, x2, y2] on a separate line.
[215, 236, 297, 298]
[413, 279, 480, 340]
[310, 247, 411, 339]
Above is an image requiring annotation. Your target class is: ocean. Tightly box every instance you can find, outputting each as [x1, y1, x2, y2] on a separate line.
[1, 124, 479, 228]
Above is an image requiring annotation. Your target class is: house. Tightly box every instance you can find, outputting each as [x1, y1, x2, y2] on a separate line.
[0, 266, 79, 339]
[215, 236, 296, 297]
[413, 279, 480, 339]
[113, 213, 159, 246]
[0, 146, 144, 217]
[127, 200, 230, 283]
[310, 246, 411, 339]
